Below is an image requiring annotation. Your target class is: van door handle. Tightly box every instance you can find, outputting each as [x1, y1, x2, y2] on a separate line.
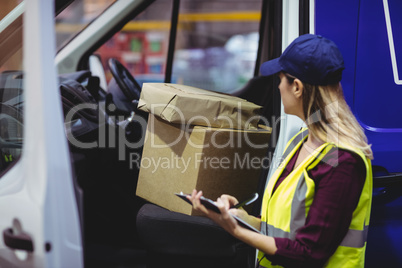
[3, 228, 34, 252]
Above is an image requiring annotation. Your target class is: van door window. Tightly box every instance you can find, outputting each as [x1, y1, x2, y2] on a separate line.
[55, 0, 116, 50]
[172, 0, 263, 93]
[93, 0, 262, 93]
[94, 0, 173, 86]
[0, 8, 23, 176]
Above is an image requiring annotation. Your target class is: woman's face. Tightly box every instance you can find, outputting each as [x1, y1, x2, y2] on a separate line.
[278, 72, 302, 117]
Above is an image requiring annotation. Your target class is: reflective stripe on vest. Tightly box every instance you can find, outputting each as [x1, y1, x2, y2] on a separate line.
[258, 129, 372, 268]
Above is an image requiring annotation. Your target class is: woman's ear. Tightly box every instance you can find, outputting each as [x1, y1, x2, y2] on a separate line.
[293, 79, 304, 99]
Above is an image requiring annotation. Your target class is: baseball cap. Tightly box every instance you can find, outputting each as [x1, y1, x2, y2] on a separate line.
[259, 34, 345, 85]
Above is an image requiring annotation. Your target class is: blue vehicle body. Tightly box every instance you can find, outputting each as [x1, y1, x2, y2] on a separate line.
[316, 0, 402, 266]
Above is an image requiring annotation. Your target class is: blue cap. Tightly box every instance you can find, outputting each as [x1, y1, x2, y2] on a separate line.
[260, 34, 345, 85]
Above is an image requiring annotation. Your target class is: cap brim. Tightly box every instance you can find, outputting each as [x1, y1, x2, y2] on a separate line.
[259, 58, 282, 76]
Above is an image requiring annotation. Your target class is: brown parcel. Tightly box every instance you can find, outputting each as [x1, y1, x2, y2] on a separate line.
[137, 83, 262, 130]
[136, 115, 272, 216]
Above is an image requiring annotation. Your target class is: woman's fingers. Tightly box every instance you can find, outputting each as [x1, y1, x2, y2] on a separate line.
[187, 189, 201, 202]
[187, 190, 209, 215]
[187, 192, 241, 235]
[216, 198, 226, 214]
[215, 198, 240, 235]
[220, 194, 238, 209]
[216, 198, 231, 220]
[187, 191, 242, 234]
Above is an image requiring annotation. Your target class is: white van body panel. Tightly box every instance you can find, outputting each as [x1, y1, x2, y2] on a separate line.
[0, 0, 83, 267]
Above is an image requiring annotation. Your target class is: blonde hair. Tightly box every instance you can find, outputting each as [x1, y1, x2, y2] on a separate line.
[301, 81, 373, 159]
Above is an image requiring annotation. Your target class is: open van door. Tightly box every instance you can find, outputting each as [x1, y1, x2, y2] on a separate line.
[0, 1, 82, 267]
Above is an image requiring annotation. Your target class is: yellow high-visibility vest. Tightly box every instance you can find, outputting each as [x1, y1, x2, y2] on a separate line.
[258, 129, 372, 267]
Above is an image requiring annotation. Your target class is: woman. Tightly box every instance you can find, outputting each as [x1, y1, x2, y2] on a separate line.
[188, 34, 373, 267]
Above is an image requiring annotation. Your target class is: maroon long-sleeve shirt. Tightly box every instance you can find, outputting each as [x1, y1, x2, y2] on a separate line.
[265, 147, 366, 267]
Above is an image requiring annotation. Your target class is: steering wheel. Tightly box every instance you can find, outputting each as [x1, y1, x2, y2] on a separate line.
[108, 58, 142, 101]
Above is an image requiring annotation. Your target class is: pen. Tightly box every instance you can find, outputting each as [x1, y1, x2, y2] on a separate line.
[231, 193, 259, 209]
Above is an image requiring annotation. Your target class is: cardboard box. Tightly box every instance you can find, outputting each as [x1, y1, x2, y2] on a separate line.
[136, 115, 271, 216]
[138, 83, 262, 130]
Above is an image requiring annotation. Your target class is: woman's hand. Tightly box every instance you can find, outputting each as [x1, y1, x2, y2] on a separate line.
[187, 190, 276, 256]
[187, 190, 263, 232]
[219, 194, 239, 209]
[218, 194, 252, 223]
[187, 190, 241, 235]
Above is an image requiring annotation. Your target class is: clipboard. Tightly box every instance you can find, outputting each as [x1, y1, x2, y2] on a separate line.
[175, 192, 261, 233]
